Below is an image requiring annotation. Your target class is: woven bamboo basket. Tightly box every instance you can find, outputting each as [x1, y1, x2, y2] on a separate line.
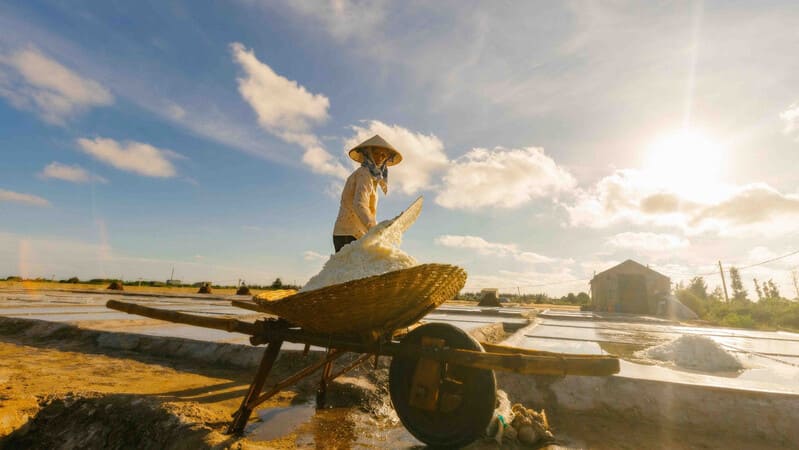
[254, 289, 297, 301]
[252, 264, 466, 337]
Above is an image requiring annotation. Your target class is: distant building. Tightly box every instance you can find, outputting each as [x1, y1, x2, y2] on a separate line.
[166, 279, 182, 286]
[478, 288, 502, 307]
[590, 260, 670, 314]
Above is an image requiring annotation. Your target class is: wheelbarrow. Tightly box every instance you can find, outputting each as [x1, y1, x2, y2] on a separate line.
[107, 264, 619, 447]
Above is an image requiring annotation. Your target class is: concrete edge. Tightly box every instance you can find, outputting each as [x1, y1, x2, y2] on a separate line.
[0, 317, 507, 370]
[497, 365, 799, 447]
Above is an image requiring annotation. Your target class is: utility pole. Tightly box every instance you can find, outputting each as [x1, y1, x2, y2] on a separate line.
[718, 260, 730, 303]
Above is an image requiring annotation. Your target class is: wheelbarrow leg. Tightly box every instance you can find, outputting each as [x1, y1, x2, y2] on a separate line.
[316, 349, 335, 408]
[228, 340, 284, 434]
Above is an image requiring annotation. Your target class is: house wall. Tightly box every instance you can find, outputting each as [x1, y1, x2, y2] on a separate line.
[590, 264, 670, 313]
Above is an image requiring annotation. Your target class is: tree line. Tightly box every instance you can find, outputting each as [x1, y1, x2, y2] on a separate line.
[3, 275, 300, 290]
[675, 267, 799, 331]
[458, 291, 591, 306]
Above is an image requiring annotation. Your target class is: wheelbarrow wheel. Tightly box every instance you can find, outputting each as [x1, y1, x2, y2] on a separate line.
[389, 323, 496, 448]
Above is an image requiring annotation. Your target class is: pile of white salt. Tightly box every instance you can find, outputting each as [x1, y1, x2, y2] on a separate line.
[637, 334, 743, 372]
[300, 197, 422, 292]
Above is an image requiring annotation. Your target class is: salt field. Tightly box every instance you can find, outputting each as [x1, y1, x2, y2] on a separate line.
[3, 288, 798, 395]
[507, 311, 799, 394]
[0, 289, 527, 349]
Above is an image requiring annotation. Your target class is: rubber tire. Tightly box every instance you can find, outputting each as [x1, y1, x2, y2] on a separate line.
[389, 323, 496, 448]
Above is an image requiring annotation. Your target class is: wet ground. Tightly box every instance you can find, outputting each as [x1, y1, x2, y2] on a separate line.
[2, 288, 796, 448]
[2, 327, 777, 450]
[0, 289, 528, 351]
[0, 289, 528, 448]
[507, 310, 799, 394]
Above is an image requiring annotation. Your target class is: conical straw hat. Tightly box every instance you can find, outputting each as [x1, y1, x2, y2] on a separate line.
[348, 134, 403, 166]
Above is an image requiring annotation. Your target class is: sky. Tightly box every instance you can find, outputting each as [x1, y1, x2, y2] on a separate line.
[1, 0, 798, 297]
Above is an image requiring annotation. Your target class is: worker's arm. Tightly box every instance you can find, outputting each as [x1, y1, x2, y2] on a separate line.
[353, 170, 376, 228]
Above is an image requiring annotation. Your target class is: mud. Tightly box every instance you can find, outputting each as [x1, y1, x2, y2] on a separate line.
[2, 393, 223, 450]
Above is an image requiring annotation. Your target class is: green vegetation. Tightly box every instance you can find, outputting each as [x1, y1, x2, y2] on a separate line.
[457, 291, 590, 306]
[3, 275, 301, 291]
[675, 272, 799, 332]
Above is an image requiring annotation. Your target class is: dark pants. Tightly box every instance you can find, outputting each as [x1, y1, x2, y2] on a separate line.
[333, 235, 357, 253]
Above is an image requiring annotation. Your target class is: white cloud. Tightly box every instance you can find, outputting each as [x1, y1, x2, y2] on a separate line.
[303, 250, 329, 261]
[230, 42, 348, 178]
[743, 246, 799, 271]
[579, 257, 623, 277]
[0, 189, 50, 207]
[0, 46, 112, 124]
[780, 103, 799, 139]
[435, 147, 576, 210]
[606, 232, 689, 252]
[166, 102, 186, 120]
[302, 146, 349, 178]
[564, 169, 799, 236]
[691, 184, 799, 233]
[435, 234, 555, 264]
[697, 246, 799, 299]
[39, 162, 107, 184]
[344, 121, 449, 195]
[324, 180, 345, 200]
[231, 42, 329, 141]
[466, 269, 587, 296]
[436, 235, 516, 256]
[76, 137, 177, 178]
[281, 0, 389, 42]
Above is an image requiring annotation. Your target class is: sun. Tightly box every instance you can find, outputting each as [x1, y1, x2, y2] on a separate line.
[644, 128, 725, 201]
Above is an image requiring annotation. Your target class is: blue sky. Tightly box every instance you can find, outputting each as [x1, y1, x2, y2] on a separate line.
[1, 1, 799, 296]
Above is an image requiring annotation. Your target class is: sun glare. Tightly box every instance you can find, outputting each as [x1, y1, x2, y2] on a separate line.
[645, 128, 725, 201]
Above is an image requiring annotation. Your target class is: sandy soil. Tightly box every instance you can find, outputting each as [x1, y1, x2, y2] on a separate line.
[0, 320, 410, 449]
[0, 337, 272, 447]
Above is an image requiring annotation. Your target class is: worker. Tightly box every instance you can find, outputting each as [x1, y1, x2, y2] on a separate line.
[333, 134, 403, 252]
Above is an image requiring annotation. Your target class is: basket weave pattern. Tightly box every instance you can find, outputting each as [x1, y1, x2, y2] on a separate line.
[253, 289, 297, 301]
[252, 264, 466, 337]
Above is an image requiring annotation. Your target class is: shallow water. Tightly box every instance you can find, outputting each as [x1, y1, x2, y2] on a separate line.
[247, 403, 424, 448]
[247, 403, 317, 441]
[509, 316, 799, 394]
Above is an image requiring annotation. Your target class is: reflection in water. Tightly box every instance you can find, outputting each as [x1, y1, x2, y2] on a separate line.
[522, 317, 799, 393]
[247, 403, 316, 441]
[249, 404, 422, 449]
[307, 408, 358, 449]
[597, 341, 649, 359]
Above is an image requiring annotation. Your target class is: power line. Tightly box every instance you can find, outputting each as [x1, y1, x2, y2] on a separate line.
[738, 249, 799, 271]
[466, 248, 799, 293]
[656, 249, 799, 282]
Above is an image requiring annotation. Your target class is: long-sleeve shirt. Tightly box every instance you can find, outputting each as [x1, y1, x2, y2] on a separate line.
[333, 166, 378, 238]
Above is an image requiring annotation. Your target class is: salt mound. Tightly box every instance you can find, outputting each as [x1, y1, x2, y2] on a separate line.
[638, 335, 742, 372]
[300, 197, 422, 292]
